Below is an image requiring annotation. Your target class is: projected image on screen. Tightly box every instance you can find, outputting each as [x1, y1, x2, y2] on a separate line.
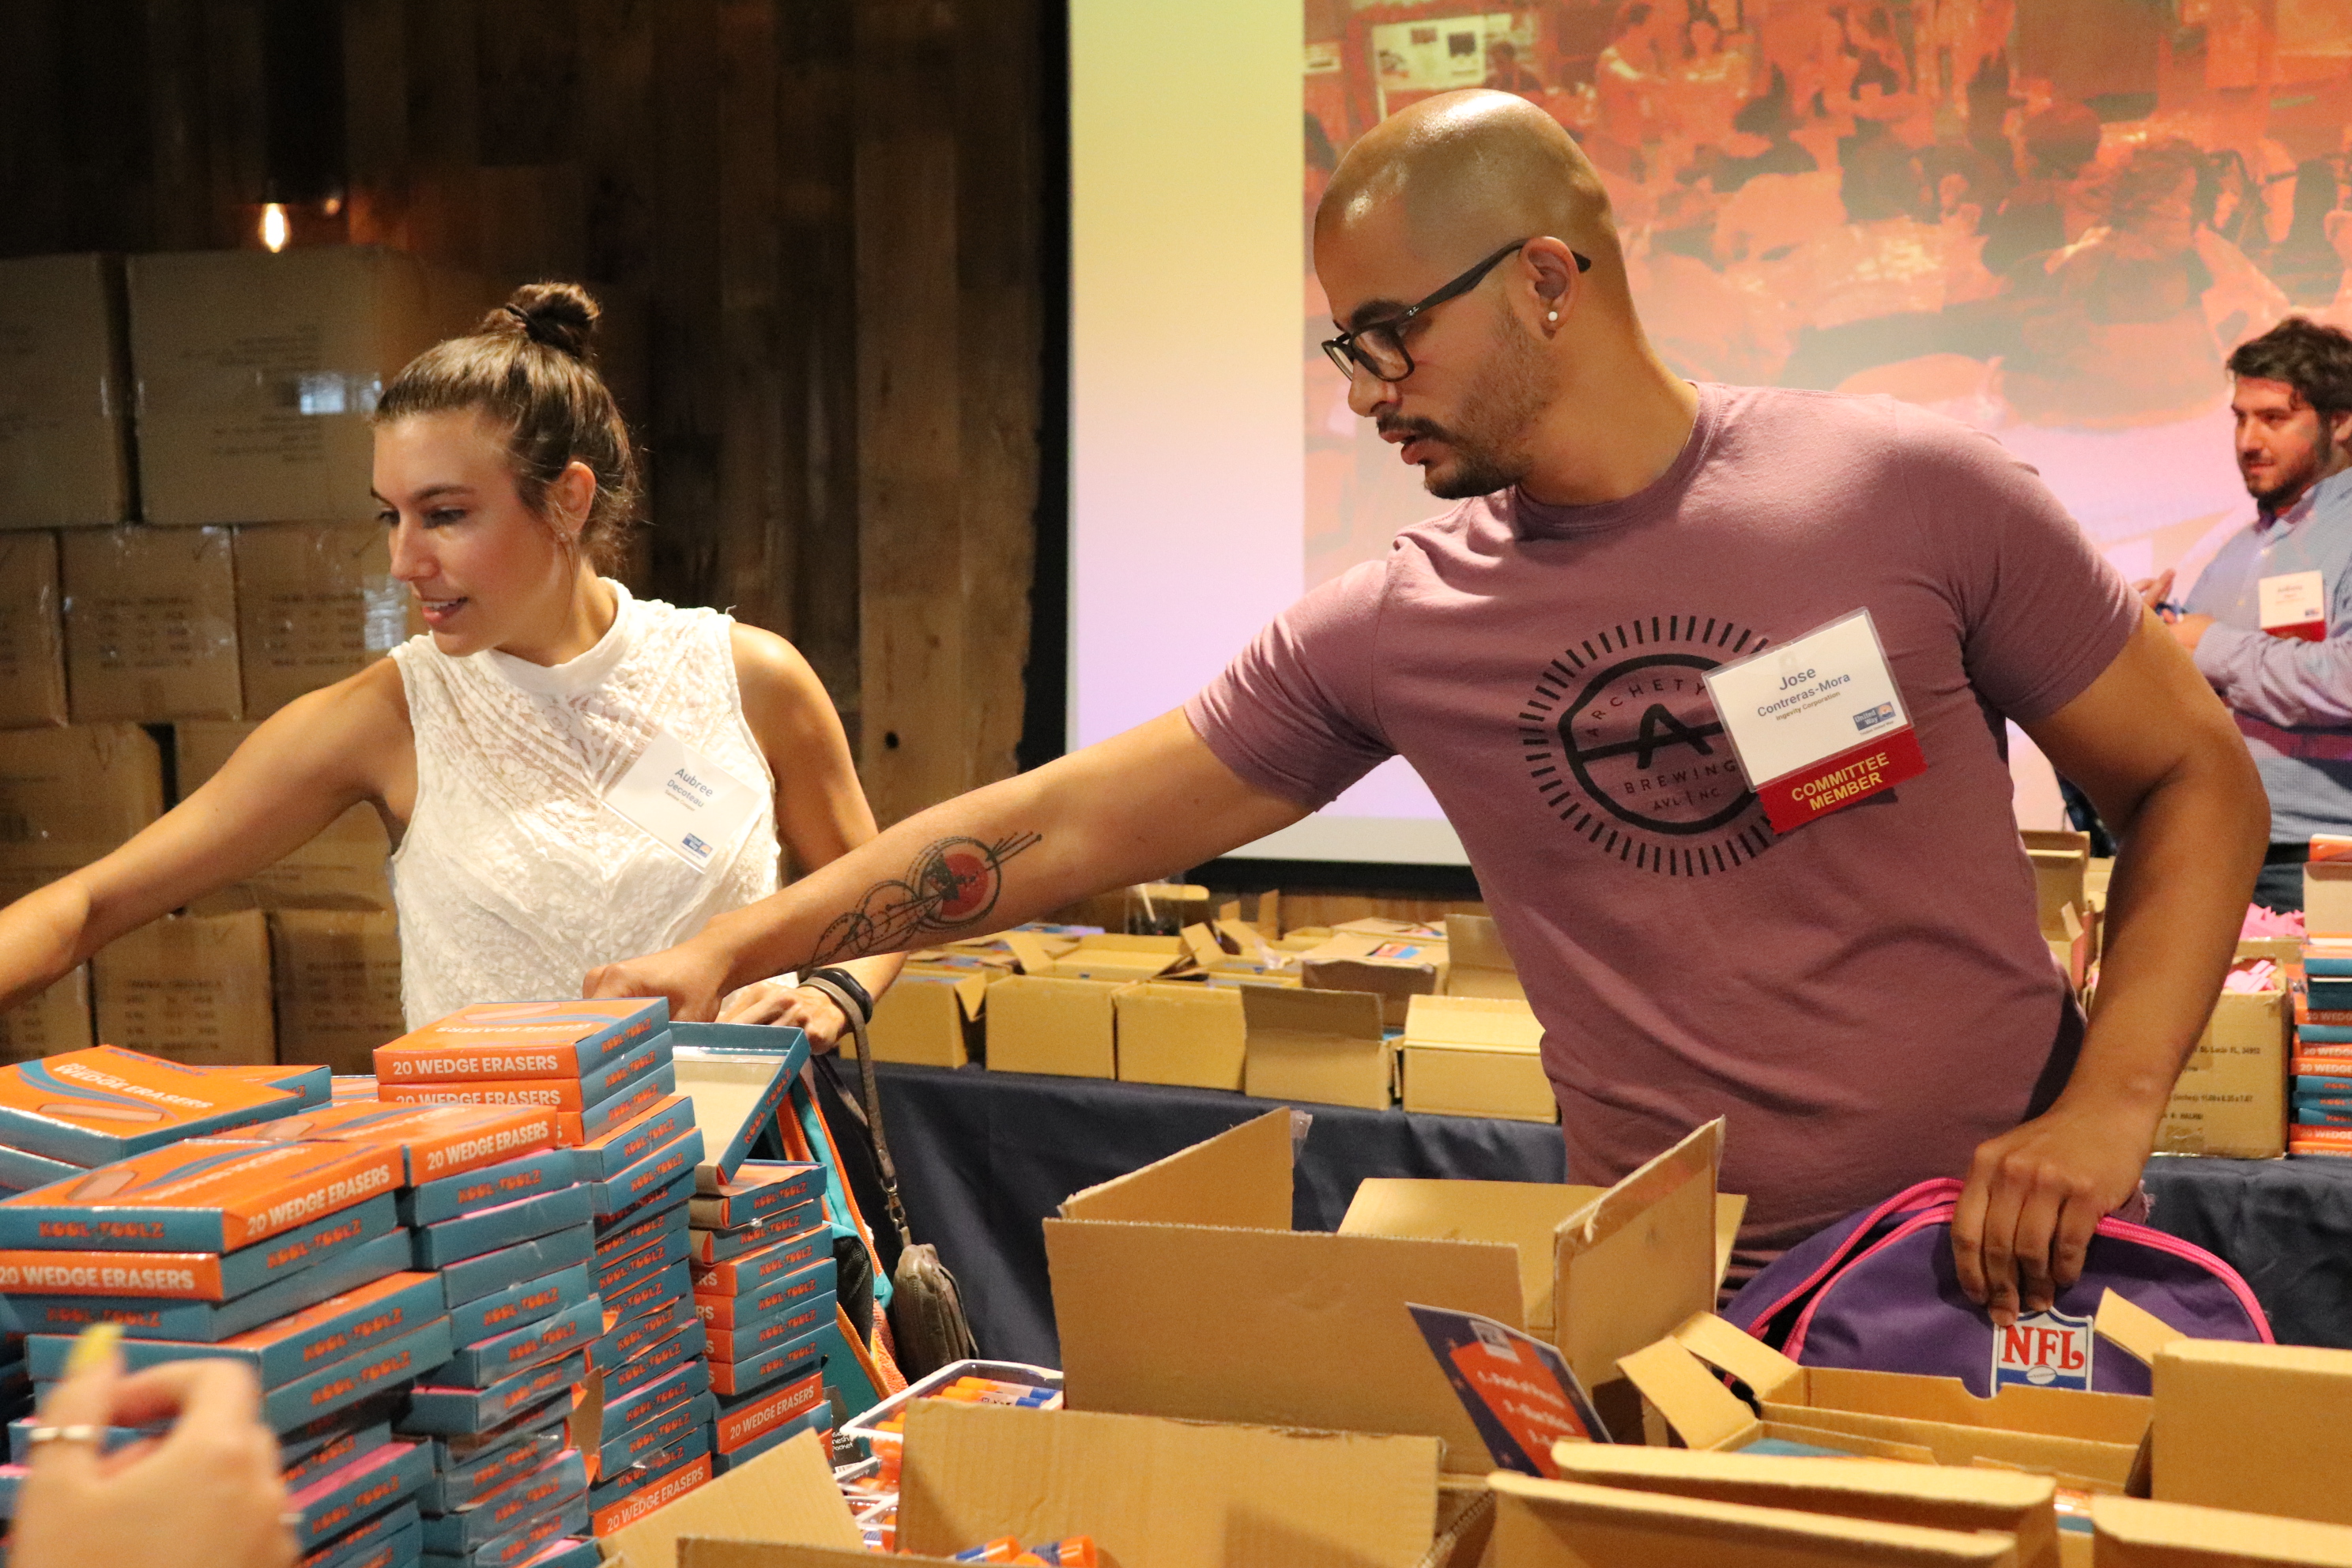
[1302, 1, 2352, 596]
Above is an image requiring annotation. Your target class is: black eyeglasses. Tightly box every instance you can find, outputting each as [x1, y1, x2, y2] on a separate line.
[1322, 239, 1592, 382]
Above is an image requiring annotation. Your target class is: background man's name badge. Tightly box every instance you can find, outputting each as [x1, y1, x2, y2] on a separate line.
[2260, 570, 2326, 641]
[1702, 609, 1924, 833]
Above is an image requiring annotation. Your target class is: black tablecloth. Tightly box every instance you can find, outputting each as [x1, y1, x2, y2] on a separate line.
[872, 1062, 2352, 1364]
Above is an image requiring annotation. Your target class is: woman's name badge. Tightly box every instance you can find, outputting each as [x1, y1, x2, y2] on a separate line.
[1702, 609, 1924, 833]
[605, 729, 760, 871]
[2260, 571, 2326, 641]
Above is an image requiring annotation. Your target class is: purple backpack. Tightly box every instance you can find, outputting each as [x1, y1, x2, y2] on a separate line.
[1724, 1178, 2271, 1397]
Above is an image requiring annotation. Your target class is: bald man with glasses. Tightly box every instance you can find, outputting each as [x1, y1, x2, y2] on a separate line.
[594, 91, 2265, 1330]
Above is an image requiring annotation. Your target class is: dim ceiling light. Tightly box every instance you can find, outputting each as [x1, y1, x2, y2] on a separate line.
[261, 202, 289, 252]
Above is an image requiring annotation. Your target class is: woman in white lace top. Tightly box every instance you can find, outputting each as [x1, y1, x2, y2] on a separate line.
[0, 283, 901, 1045]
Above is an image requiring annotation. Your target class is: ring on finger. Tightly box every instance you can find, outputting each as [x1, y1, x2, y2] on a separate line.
[24, 1424, 104, 1447]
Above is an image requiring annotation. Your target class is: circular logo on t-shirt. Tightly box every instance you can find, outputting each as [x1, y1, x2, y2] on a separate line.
[1521, 616, 1774, 874]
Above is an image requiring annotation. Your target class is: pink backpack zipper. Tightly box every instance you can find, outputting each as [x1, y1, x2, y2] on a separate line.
[1781, 1201, 2273, 1364]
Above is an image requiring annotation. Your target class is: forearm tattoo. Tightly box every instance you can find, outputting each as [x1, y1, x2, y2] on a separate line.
[803, 831, 1043, 968]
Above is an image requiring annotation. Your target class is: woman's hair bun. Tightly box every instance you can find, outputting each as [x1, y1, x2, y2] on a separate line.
[487, 281, 600, 361]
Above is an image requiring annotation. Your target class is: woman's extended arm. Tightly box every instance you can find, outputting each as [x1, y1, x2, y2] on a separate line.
[716, 625, 906, 1044]
[0, 662, 412, 1013]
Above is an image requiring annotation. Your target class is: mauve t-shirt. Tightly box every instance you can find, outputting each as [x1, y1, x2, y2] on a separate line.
[1186, 383, 2140, 1264]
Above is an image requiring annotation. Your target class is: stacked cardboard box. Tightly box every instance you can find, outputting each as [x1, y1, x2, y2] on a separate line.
[0, 254, 131, 533]
[2156, 945, 2291, 1159]
[0, 534, 68, 729]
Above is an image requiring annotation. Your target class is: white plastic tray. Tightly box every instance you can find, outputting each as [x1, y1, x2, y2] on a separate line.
[839, 1357, 1062, 1456]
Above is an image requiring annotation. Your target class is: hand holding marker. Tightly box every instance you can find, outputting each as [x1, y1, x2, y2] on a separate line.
[10, 1322, 298, 1568]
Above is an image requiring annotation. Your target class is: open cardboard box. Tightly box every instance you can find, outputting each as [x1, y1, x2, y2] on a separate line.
[1396, 994, 1555, 1122]
[860, 964, 988, 1068]
[1005, 930, 1189, 984]
[2150, 1337, 2352, 1528]
[1548, 1445, 2060, 1568]
[1238, 986, 1390, 1108]
[1442, 913, 1525, 1002]
[1299, 926, 1448, 1027]
[596, 1428, 859, 1565]
[1618, 1312, 2150, 1489]
[1484, 1472, 2023, 1567]
[1044, 1110, 1738, 1467]
[665, 1400, 1440, 1568]
[2090, 1495, 2352, 1567]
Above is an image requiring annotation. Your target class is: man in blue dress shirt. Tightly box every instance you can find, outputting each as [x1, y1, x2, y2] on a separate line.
[2153, 318, 2352, 910]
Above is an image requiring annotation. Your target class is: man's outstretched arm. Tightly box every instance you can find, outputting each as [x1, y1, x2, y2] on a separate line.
[585, 710, 1313, 1019]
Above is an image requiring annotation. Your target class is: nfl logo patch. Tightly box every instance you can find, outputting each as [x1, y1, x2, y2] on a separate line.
[1992, 1309, 2095, 1392]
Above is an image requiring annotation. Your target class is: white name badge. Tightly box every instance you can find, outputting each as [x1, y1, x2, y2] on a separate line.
[1702, 609, 1925, 832]
[2260, 570, 2326, 641]
[604, 729, 761, 872]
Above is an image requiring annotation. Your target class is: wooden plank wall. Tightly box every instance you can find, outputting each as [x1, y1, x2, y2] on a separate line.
[0, 0, 1045, 825]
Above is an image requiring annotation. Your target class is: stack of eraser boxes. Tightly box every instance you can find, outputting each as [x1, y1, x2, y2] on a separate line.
[0, 1045, 618, 1568]
[680, 1026, 838, 1476]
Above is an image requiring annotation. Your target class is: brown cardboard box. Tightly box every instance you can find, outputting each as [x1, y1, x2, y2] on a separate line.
[172, 722, 390, 910]
[2152, 1340, 2352, 1527]
[1620, 1313, 2150, 1488]
[2156, 979, 2289, 1159]
[62, 526, 241, 722]
[1398, 993, 1555, 1121]
[1025, 932, 1185, 983]
[1444, 912, 1525, 1001]
[1551, 1447, 2058, 1568]
[984, 974, 1121, 1077]
[0, 254, 131, 530]
[0, 967, 94, 1062]
[2309, 859, 2352, 937]
[234, 522, 416, 717]
[597, 1430, 860, 1565]
[1300, 925, 1448, 1026]
[2023, 830, 2090, 937]
[891, 1400, 1440, 1567]
[666, 1404, 1442, 1568]
[1239, 985, 1390, 1107]
[267, 906, 401, 1074]
[0, 723, 163, 869]
[1115, 982, 1246, 1090]
[1054, 882, 1212, 935]
[0, 534, 68, 728]
[858, 965, 986, 1068]
[126, 247, 479, 528]
[91, 906, 274, 1066]
[1339, 1174, 1746, 1347]
[1486, 1474, 2021, 1568]
[2091, 1495, 2352, 1566]
[1045, 1112, 1728, 1464]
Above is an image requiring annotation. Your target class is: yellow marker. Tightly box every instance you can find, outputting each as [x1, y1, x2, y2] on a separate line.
[63, 1321, 120, 1377]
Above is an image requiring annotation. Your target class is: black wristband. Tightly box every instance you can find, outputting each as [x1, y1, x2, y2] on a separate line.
[804, 967, 874, 1027]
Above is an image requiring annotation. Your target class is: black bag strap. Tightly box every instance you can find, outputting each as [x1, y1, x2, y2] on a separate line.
[800, 973, 914, 1253]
